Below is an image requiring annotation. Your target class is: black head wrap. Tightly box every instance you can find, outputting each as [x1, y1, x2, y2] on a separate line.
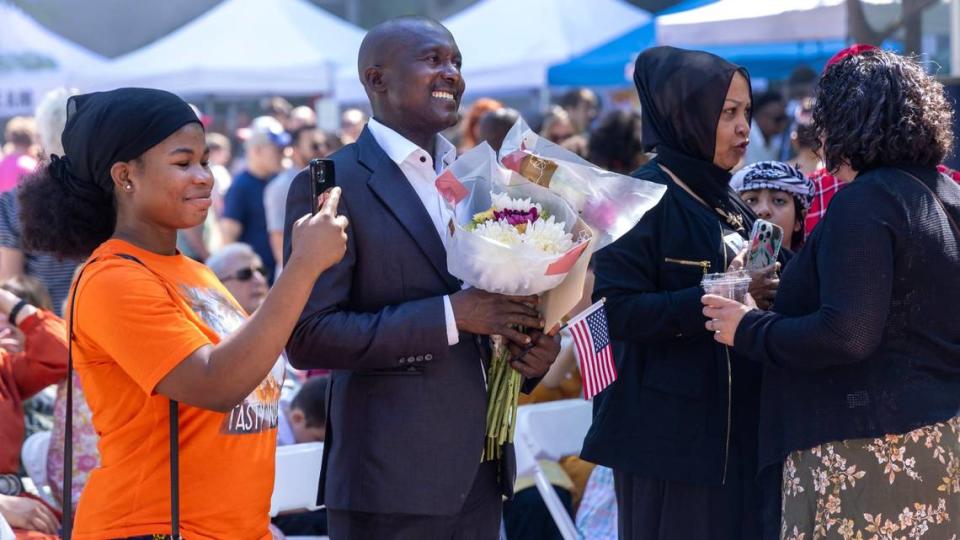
[634, 46, 754, 233]
[51, 88, 201, 203]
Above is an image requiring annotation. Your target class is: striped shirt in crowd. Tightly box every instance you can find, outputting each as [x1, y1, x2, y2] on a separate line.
[0, 189, 82, 315]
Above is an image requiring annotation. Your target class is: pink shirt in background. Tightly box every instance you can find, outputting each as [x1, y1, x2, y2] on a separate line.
[0, 152, 37, 192]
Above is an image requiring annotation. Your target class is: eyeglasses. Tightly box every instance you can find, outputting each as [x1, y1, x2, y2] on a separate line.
[220, 266, 265, 282]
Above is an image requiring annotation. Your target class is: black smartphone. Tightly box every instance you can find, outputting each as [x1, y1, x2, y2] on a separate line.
[309, 158, 335, 214]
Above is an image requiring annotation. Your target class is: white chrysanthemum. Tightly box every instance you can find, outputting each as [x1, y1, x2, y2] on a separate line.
[472, 219, 524, 246]
[471, 215, 574, 255]
[491, 192, 542, 214]
[522, 216, 574, 254]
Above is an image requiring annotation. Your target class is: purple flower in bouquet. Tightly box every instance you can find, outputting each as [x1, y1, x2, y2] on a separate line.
[493, 206, 539, 225]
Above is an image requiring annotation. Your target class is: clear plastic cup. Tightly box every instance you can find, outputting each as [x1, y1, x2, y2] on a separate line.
[701, 270, 751, 303]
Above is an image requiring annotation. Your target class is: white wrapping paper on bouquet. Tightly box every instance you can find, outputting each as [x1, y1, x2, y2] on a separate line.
[499, 118, 667, 250]
[442, 144, 592, 296]
[435, 134, 666, 330]
[435, 132, 665, 460]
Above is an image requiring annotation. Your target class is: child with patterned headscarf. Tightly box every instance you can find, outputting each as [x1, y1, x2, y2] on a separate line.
[731, 161, 815, 251]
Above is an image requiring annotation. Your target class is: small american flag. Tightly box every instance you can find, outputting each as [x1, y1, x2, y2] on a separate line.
[567, 300, 616, 400]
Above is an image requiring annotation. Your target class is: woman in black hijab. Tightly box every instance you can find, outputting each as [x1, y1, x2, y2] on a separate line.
[581, 47, 773, 539]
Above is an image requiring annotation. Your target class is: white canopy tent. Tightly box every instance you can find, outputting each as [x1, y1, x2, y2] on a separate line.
[335, 0, 651, 103]
[657, 0, 911, 47]
[86, 0, 364, 97]
[0, 2, 107, 117]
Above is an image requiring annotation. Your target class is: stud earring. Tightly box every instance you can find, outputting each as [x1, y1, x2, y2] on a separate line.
[124, 183, 132, 191]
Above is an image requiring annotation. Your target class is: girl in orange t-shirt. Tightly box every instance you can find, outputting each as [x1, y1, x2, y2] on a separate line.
[18, 88, 348, 540]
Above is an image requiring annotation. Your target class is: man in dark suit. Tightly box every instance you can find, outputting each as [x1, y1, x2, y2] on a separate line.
[283, 16, 559, 539]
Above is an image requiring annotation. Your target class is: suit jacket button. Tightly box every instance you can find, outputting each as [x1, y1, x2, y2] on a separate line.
[416, 355, 424, 363]
[399, 357, 406, 365]
[407, 356, 416, 363]
[425, 354, 433, 361]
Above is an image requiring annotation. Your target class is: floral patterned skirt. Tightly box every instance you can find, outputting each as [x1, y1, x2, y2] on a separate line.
[781, 416, 960, 540]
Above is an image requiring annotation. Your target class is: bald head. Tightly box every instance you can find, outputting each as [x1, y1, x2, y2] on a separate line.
[356, 16, 465, 149]
[358, 17, 451, 93]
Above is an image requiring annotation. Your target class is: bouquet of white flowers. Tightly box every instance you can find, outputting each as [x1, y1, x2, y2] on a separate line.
[440, 145, 591, 459]
[436, 121, 665, 461]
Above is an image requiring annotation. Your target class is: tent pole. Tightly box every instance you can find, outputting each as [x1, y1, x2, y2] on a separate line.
[539, 86, 551, 113]
[951, 0, 960, 76]
[226, 101, 239, 139]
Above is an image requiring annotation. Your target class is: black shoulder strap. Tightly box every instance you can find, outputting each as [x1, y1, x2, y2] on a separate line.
[63, 253, 180, 540]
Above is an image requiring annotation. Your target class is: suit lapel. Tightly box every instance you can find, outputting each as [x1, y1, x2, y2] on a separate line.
[357, 129, 460, 291]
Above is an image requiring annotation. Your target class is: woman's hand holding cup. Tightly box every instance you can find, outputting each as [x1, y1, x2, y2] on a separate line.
[728, 248, 779, 309]
[701, 294, 754, 346]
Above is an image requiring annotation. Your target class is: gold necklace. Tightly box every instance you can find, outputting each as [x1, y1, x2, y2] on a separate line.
[659, 164, 745, 232]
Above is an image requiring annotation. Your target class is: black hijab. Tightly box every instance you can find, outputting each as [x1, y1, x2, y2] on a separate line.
[634, 46, 754, 233]
[51, 88, 201, 203]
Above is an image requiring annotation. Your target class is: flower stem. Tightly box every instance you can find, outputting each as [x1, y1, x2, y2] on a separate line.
[482, 332, 525, 462]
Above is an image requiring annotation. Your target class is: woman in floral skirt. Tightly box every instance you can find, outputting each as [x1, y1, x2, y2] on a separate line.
[705, 49, 960, 539]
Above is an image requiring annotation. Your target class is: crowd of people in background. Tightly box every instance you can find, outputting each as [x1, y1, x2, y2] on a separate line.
[0, 29, 958, 539]
[0, 65, 638, 540]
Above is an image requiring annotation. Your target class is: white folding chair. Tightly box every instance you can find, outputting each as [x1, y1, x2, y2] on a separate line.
[20, 431, 51, 488]
[513, 400, 594, 540]
[270, 442, 324, 517]
[19, 430, 58, 507]
[0, 512, 14, 540]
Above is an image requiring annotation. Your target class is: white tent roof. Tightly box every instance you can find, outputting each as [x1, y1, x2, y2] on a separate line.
[88, 0, 364, 96]
[336, 0, 651, 102]
[0, 2, 107, 116]
[656, 0, 899, 46]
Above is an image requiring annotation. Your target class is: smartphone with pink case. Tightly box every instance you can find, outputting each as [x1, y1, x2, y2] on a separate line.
[747, 219, 783, 270]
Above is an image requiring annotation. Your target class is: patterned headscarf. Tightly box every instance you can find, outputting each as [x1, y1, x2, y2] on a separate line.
[730, 161, 815, 210]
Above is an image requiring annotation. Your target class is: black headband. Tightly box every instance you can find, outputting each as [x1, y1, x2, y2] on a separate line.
[53, 88, 201, 199]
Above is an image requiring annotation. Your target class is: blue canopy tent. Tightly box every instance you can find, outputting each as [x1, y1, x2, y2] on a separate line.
[697, 39, 857, 80]
[548, 0, 901, 86]
[550, 34, 907, 86]
[546, 22, 656, 86]
[548, 36, 903, 87]
[546, 0, 713, 86]
[702, 39, 900, 81]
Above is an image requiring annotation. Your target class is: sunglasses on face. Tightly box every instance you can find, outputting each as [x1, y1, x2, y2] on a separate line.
[220, 266, 265, 282]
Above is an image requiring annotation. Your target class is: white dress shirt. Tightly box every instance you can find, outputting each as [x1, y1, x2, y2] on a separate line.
[366, 118, 460, 346]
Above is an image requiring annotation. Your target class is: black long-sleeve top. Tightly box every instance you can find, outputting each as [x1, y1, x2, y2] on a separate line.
[581, 159, 763, 486]
[734, 165, 960, 469]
